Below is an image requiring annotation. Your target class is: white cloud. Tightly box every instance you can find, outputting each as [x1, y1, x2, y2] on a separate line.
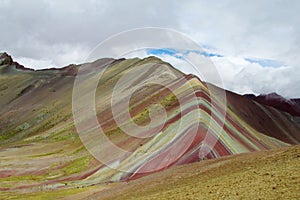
[0, 0, 299, 97]
[210, 56, 300, 98]
[12, 43, 90, 69]
[138, 48, 300, 98]
[16, 57, 57, 70]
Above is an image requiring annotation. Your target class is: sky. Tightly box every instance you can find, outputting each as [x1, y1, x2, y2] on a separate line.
[0, 0, 299, 98]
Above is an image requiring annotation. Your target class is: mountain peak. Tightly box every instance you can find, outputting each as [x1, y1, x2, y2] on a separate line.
[0, 52, 13, 65]
[247, 92, 300, 117]
[259, 92, 286, 101]
[0, 52, 34, 71]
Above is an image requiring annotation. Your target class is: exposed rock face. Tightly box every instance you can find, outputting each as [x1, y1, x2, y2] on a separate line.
[0, 52, 299, 196]
[0, 52, 33, 71]
[0, 52, 13, 65]
[292, 98, 300, 107]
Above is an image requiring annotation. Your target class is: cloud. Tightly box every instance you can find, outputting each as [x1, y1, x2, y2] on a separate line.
[16, 57, 56, 70]
[0, 0, 299, 97]
[244, 58, 284, 68]
[0, 0, 179, 66]
[147, 48, 300, 98]
[210, 56, 300, 98]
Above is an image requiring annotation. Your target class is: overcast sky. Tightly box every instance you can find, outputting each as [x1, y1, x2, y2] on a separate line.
[0, 0, 299, 98]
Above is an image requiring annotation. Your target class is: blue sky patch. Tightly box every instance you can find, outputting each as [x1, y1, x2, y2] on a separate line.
[146, 48, 284, 68]
[146, 48, 222, 59]
[245, 58, 284, 68]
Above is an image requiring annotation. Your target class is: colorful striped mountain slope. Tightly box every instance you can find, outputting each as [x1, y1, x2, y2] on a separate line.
[0, 52, 299, 198]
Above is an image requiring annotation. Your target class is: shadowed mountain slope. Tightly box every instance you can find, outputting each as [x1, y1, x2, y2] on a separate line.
[244, 93, 300, 117]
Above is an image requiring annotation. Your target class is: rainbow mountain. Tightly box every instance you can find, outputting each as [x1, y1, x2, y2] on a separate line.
[0, 52, 299, 198]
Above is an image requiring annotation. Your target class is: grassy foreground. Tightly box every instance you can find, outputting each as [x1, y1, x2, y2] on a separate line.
[84, 145, 300, 200]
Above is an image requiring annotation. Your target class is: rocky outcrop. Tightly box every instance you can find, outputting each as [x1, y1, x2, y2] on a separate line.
[0, 52, 34, 71]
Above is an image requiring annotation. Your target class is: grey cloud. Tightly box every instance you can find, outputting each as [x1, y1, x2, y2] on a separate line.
[0, 0, 179, 66]
[0, 0, 299, 97]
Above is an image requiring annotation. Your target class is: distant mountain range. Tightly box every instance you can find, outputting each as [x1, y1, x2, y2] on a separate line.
[0, 52, 299, 198]
[244, 93, 300, 117]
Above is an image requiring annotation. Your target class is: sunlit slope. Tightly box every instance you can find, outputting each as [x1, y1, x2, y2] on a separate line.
[0, 53, 299, 195]
[87, 145, 300, 200]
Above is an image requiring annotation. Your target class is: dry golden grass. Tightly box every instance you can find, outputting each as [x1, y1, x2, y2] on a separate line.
[82, 145, 300, 200]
